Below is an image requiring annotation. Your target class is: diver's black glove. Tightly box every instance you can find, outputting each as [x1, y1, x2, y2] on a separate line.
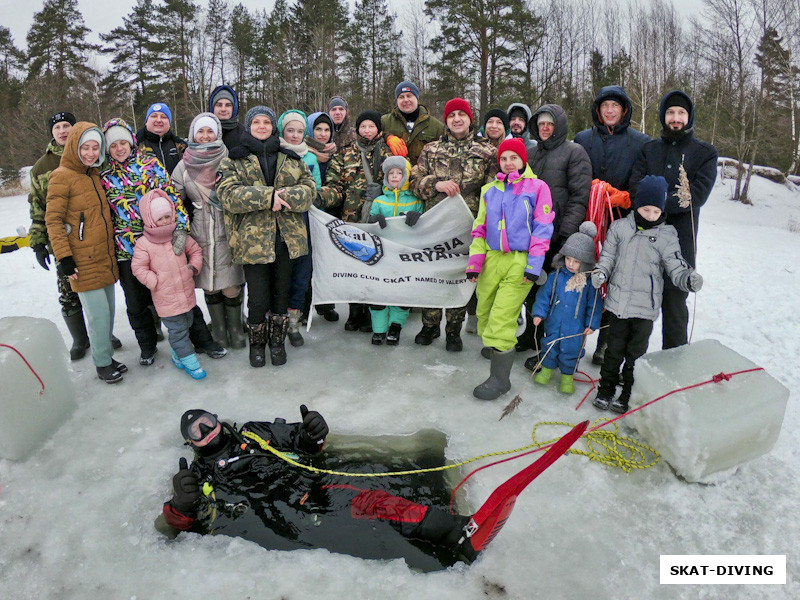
[300, 404, 329, 443]
[171, 457, 200, 514]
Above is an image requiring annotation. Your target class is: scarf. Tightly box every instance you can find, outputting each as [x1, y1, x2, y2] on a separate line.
[182, 140, 228, 189]
[240, 131, 280, 186]
[280, 137, 308, 157]
[143, 221, 175, 244]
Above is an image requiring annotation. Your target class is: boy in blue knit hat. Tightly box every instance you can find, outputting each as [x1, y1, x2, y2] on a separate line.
[590, 175, 703, 413]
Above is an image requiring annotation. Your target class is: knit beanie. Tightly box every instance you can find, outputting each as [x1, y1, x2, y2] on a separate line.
[356, 110, 383, 134]
[537, 112, 555, 125]
[664, 92, 691, 114]
[245, 106, 277, 132]
[49, 111, 76, 131]
[146, 103, 172, 124]
[191, 114, 220, 141]
[508, 105, 529, 123]
[443, 97, 473, 125]
[395, 81, 420, 99]
[634, 175, 668, 211]
[483, 108, 509, 133]
[77, 128, 105, 167]
[382, 155, 409, 188]
[557, 221, 598, 268]
[328, 96, 348, 111]
[497, 137, 528, 167]
[210, 88, 236, 111]
[149, 195, 174, 222]
[104, 125, 134, 149]
[279, 110, 308, 136]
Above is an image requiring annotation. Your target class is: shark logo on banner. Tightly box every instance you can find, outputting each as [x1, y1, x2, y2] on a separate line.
[308, 195, 477, 315]
[327, 219, 384, 265]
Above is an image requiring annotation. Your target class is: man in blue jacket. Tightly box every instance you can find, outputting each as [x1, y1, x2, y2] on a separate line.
[628, 91, 718, 350]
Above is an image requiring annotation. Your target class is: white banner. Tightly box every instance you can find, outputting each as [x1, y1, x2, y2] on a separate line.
[309, 195, 476, 310]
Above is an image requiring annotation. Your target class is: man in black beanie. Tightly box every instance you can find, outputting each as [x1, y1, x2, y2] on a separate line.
[629, 91, 718, 350]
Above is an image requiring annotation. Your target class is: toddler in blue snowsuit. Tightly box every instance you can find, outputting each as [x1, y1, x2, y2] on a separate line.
[531, 222, 603, 394]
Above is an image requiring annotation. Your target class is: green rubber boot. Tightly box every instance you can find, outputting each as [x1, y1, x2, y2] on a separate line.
[533, 367, 554, 385]
[559, 374, 575, 394]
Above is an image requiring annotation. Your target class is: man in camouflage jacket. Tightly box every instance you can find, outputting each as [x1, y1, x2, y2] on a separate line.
[409, 98, 497, 351]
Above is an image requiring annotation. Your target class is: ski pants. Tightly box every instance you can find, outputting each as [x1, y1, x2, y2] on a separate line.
[475, 251, 532, 352]
[599, 313, 653, 393]
[369, 306, 410, 333]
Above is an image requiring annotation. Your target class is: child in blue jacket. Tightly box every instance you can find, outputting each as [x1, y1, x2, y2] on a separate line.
[531, 222, 603, 394]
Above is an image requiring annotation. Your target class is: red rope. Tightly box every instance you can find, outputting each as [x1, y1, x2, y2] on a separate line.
[450, 367, 765, 512]
[0, 343, 45, 395]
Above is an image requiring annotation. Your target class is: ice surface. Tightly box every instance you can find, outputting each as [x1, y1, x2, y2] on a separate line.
[628, 339, 789, 483]
[0, 316, 77, 461]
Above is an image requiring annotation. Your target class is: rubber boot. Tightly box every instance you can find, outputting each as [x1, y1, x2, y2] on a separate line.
[206, 294, 228, 347]
[62, 308, 90, 361]
[559, 374, 575, 394]
[248, 320, 268, 368]
[269, 314, 289, 366]
[534, 366, 554, 385]
[287, 308, 304, 347]
[473, 349, 514, 400]
[465, 314, 478, 334]
[223, 293, 247, 349]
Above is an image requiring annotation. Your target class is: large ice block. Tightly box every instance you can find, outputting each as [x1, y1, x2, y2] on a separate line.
[628, 339, 789, 483]
[0, 317, 77, 461]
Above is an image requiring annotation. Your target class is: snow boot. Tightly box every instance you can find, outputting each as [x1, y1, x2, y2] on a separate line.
[316, 304, 339, 322]
[206, 294, 228, 347]
[287, 308, 304, 347]
[592, 387, 614, 410]
[269, 313, 289, 366]
[371, 332, 386, 345]
[111, 335, 122, 349]
[534, 366, 554, 385]
[473, 349, 514, 400]
[465, 314, 478, 334]
[559, 374, 575, 394]
[414, 324, 440, 345]
[386, 323, 402, 345]
[177, 352, 207, 380]
[248, 320, 268, 368]
[62, 308, 90, 361]
[344, 304, 364, 331]
[111, 359, 128, 374]
[445, 333, 463, 352]
[609, 397, 629, 414]
[224, 294, 247, 349]
[96, 363, 123, 384]
[524, 352, 542, 372]
[139, 346, 158, 366]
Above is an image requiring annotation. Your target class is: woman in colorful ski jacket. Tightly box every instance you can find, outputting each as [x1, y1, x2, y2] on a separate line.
[467, 137, 554, 400]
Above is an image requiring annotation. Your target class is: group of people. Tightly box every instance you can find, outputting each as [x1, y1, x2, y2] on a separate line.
[30, 79, 718, 412]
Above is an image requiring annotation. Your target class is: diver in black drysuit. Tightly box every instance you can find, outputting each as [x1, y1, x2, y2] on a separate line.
[159, 407, 477, 570]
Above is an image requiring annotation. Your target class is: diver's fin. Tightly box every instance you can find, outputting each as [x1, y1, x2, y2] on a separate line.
[463, 420, 588, 554]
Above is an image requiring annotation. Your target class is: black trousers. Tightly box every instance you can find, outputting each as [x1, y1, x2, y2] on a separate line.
[599, 313, 653, 393]
[243, 237, 293, 324]
[661, 284, 689, 350]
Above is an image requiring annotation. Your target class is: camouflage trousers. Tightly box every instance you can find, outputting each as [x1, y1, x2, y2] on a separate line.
[57, 269, 82, 313]
[421, 306, 468, 335]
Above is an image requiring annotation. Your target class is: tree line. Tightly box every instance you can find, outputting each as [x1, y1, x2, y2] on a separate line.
[1, 0, 799, 202]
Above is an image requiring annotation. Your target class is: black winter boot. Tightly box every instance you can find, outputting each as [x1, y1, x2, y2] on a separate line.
[62, 308, 90, 361]
[445, 333, 463, 352]
[248, 320, 268, 368]
[414, 324, 440, 345]
[386, 323, 402, 346]
[224, 293, 247, 349]
[344, 304, 363, 331]
[473, 349, 514, 400]
[96, 364, 123, 384]
[206, 293, 228, 347]
[287, 309, 304, 347]
[316, 304, 339, 322]
[269, 314, 289, 366]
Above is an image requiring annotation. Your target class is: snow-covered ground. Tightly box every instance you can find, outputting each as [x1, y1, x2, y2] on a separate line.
[1, 174, 798, 599]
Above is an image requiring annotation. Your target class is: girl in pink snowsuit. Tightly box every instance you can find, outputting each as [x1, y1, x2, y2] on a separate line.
[132, 189, 207, 379]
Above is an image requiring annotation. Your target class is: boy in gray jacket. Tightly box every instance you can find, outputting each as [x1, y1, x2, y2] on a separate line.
[590, 175, 703, 413]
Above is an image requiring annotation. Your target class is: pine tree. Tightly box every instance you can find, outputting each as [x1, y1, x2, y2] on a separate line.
[158, 0, 199, 127]
[228, 3, 256, 103]
[204, 0, 231, 92]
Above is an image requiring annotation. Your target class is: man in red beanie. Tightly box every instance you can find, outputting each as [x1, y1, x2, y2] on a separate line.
[409, 97, 497, 351]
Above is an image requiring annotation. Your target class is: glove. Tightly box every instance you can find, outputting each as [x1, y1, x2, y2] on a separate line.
[172, 229, 187, 256]
[591, 270, 606, 289]
[300, 404, 328, 443]
[365, 182, 382, 202]
[32, 244, 51, 270]
[466, 271, 479, 282]
[385, 135, 408, 157]
[687, 271, 703, 292]
[57, 256, 77, 277]
[404, 211, 421, 227]
[367, 214, 387, 229]
[171, 457, 200, 514]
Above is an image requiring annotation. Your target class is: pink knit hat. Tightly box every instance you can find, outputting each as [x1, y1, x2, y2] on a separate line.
[150, 195, 174, 222]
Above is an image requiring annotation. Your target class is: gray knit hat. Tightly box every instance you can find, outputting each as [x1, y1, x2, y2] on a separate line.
[553, 221, 597, 271]
[245, 106, 277, 132]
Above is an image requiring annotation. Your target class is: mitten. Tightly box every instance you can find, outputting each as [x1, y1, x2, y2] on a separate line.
[591, 270, 606, 289]
[404, 211, 421, 226]
[171, 458, 200, 514]
[58, 256, 77, 277]
[367, 214, 387, 229]
[466, 272, 479, 282]
[687, 271, 703, 292]
[172, 229, 187, 256]
[32, 244, 51, 270]
[300, 404, 328, 443]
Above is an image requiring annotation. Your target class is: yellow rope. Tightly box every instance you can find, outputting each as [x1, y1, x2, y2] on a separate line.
[241, 422, 660, 477]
